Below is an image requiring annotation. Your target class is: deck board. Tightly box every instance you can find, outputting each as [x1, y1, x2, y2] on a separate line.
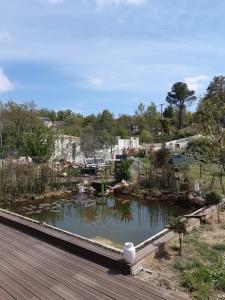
[0, 222, 186, 300]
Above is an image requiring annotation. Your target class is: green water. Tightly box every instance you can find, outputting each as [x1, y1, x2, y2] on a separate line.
[3, 195, 188, 248]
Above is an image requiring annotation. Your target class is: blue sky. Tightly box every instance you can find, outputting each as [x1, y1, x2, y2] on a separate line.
[0, 0, 225, 115]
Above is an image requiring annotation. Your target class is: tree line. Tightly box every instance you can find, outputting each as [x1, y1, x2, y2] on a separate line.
[0, 75, 225, 161]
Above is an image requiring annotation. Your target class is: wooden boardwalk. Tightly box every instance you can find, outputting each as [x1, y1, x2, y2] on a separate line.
[0, 223, 185, 300]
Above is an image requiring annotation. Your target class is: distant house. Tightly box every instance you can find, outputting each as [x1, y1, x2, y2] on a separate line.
[52, 121, 66, 129]
[116, 136, 140, 150]
[41, 117, 53, 128]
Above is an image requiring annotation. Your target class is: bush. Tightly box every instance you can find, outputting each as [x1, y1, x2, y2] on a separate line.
[115, 159, 133, 182]
[167, 216, 188, 255]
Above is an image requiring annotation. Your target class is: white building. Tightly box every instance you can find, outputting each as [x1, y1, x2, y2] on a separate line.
[53, 135, 82, 163]
[116, 136, 140, 150]
[151, 136, 200, 151]
[53, 136, 141, 163]
[41, 117, 53, 128]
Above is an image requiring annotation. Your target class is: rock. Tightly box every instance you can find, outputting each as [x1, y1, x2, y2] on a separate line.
[121, 180, 129, 187]
[152, 191, 162, 197]
[187, 193, 194, 200]
[145, 196, 159, 201]
[189, 196, 206, 207]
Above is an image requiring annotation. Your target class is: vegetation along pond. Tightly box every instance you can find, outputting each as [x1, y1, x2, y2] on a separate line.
[3, 196, 189, 249]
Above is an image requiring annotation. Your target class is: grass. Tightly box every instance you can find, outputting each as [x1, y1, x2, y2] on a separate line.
[219, 223, 225, 230]
[186, 163, 225, 194]
[171, 226, 225, 299]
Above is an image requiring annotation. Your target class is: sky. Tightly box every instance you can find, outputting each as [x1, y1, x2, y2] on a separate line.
[0, 0, 225, 115]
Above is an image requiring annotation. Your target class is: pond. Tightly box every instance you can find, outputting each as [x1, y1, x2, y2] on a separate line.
[2, 195, 188, 249]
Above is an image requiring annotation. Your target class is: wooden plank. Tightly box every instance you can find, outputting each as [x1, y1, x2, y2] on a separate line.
[0, 222, 182, 300]
[0, 286, 15, 300]
[51, 284, 86, 300]
[0, 269, 39, 300]
[0, 256, 64, 300]
[0, 238, 114, 300]
[0, 244, 133, 300]
[0, 224, 179, 299]
[0, 229, 160, 300]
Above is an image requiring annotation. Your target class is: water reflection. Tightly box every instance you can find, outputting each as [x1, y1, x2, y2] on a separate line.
[113, 199, 133, 223]
[2, 195, 189, 247]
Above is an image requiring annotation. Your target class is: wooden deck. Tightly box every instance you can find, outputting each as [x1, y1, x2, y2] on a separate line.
[0, 223, 186, 300]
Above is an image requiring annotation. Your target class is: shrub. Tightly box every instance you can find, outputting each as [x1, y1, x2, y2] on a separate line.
[115, 159, 133, 182]
[167, 216, 188, 255]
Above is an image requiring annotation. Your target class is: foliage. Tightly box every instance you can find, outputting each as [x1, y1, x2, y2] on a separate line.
[0, 162, 78, 202]
[0, 101, 40, 157]
[168, 216, 188, 235]
[80, 127, 101, 158]
[205, 191, 223, 223]
[22, 124, 56, 163]
[173, 230, 225, 299]
[205, 191, 223, 206]
[154, 144, 170, 168]
[166, 82, 196, 129]
[186, 137, 219, 162]
[139, 130, 153, 144]
[167, 216, 188, 255]
[115, 159, 133, 182]
[196, 76, 225, 139]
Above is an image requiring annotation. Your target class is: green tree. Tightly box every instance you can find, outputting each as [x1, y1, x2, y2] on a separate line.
[139, 130, 152, 144]
[166, 82, 196, 130]
[135, 102, 145, 116]
[196, 76, 225, 139]
[186, 137, 219, 177]
[0, 100, 40, 157]
[196, 76, 225, 182]
[163, 105, 175, 119]
[167, 216, 188, 255]
[186, 137, 219, 162]
[144, 102, 161, 135]
[22, 124, 55, 163]
[114, 128, 129, 139]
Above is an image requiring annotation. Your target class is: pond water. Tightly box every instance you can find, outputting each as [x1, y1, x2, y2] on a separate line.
[3, 195, 188, 249]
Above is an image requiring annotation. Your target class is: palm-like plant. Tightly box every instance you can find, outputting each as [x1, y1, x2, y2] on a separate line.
[115, 159, 133, 182]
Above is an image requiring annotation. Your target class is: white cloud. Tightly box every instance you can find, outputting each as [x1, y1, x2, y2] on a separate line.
[96, 0, 144, 7]
[48, 0, 64, 5]
[88, 77, 104, 88]
[184, 75, 209, 91]
[0, 69, 14, 92]
[0, 31, 13, 43]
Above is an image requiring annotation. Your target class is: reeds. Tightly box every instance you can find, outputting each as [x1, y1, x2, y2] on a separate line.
[0, 161, 79, 203]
